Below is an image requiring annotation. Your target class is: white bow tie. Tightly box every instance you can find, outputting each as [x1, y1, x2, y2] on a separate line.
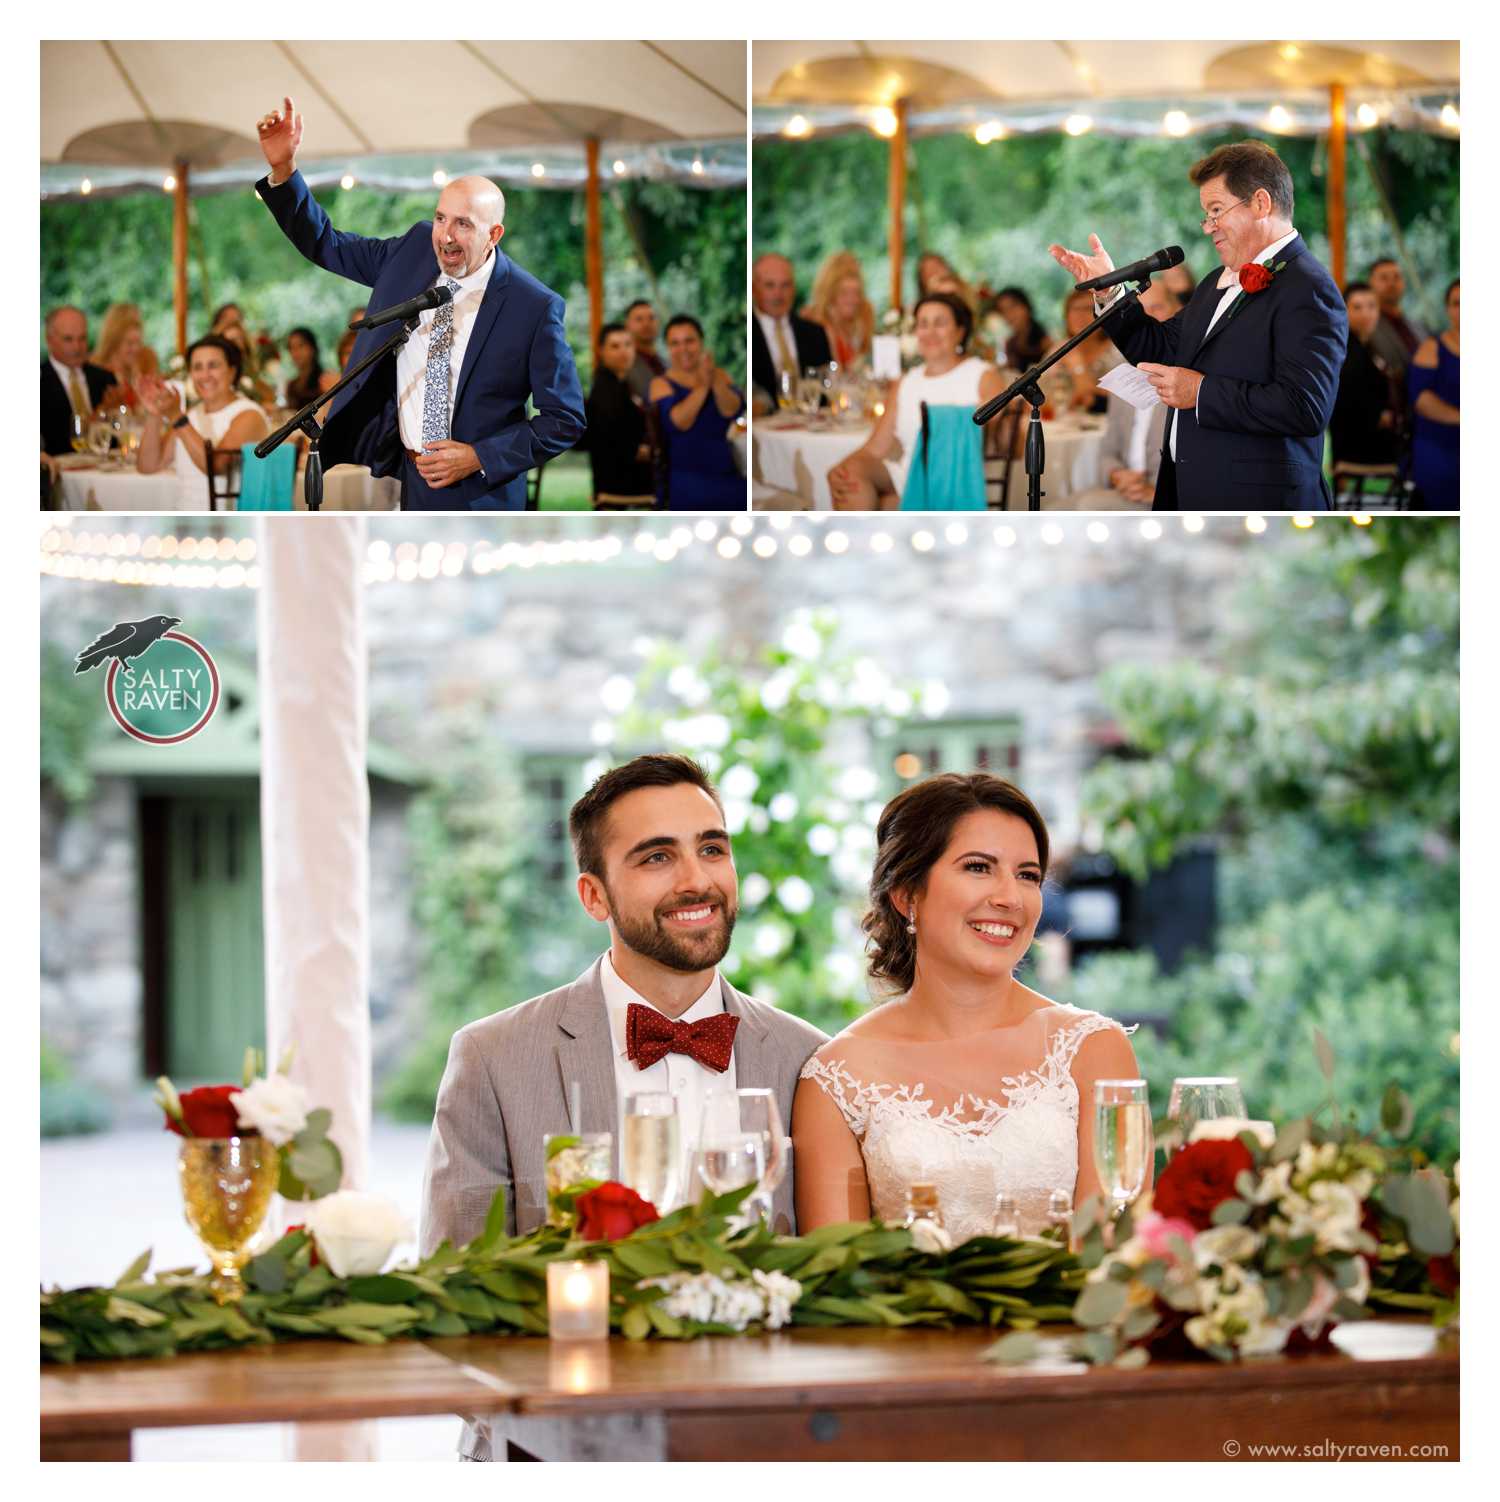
[1218, 266, 1243, 291]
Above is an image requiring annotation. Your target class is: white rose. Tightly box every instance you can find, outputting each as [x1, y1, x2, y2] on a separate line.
[1193, 1225, 1260, 1270]
[229, 1074, 309, 1146]
[303, 1190, 413, 1278]
[909, 1218, 953, 1254]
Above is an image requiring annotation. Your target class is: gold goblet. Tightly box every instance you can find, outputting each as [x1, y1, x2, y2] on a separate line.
[178, 1137, 281, 1304]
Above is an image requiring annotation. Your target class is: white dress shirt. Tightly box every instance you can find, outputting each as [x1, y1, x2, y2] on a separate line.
[395, 248, 497, 451]
[599, 953, 738, 1203]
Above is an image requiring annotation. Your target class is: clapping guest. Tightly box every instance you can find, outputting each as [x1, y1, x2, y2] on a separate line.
[649, 315, 746, 509]
[751, 253, 831, 412]
[91, 303, 160, 408]
[40, 305, 113, 456]
[623, 300, 665, 400]
[136, 334, 269, 489]
[802, 251, 875, 368]
[1330, 283, 1401, 467]
[995, 286, 1051, 372]
[1408, 279, 1459, 510]
[826, 292, 1004, 510]
[586, 322, 654, 505]
[1050, 289, 1121, 414]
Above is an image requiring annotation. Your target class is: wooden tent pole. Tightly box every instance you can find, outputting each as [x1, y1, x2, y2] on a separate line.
[172, 161, 189, 357]
[585, 137, 603, 353]
[1328, 83, 1347, 289]
[889, 100, 908, 312]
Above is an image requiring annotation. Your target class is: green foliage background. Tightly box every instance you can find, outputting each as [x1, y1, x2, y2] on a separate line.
[753, 128, 1458, 330]
[41, 178, 746, 387]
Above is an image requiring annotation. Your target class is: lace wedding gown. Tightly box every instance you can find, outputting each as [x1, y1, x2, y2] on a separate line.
[800, 1005, 1133, 1243]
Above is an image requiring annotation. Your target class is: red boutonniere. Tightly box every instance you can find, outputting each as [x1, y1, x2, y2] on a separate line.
[1223, 259, 1288, 327]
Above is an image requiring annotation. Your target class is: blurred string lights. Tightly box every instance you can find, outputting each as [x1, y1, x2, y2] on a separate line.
[39, 513, 1375, 590]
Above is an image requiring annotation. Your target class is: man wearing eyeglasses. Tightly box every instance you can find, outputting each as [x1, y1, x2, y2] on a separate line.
[1050, 140, 1346, 511]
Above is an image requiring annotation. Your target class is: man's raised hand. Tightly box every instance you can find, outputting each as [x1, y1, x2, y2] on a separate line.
[1047, 233, 1114, 287]
[256, 96, 303, 177]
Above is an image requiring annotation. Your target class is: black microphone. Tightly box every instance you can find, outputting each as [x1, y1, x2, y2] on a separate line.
[353, 283, 453, 331]
[1073, 245, 1184, 293]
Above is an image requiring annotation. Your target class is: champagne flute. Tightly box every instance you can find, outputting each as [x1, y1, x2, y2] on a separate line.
[1166, 1077, 1246, 1155]
[1093, 1079, 1152, 1219]
[699, 1086, 783, 1222]
[621, 1091, 683, 1215]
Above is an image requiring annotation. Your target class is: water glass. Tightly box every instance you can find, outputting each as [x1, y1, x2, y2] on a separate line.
[544, 1131, 612, 1224]
[1093, 1079, 1152, 1218]
[1167, 1077, 1247, 1154]
[621, 1092, 683, 1215]
[699, 1086, 784, 1221]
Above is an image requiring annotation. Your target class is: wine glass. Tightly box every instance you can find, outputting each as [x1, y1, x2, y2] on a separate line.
[775, 368, 796, 411]
[87, 417, 114, 465]
[699, 1086, 784, 1222]
[621, 1092, 683, 1215]
[69, 412, 89, 454]
[1093, 1079, 1152, 1219]
[1166, 1077, 1247, 1156]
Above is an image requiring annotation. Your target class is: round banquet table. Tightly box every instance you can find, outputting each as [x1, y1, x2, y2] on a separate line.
[51, 455, 400, 513]
[753, 412, 1111, 511]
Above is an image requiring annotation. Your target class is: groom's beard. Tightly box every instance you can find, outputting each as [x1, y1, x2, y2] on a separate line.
[607, 885, 738, 973]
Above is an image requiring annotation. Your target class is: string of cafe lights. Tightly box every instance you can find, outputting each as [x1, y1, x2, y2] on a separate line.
[38, 512, 1376, 590]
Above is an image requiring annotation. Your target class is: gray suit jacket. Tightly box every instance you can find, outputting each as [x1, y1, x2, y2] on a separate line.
[420, 957, 828, 1253]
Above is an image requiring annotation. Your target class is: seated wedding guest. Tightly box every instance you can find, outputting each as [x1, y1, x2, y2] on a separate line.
[210, 302, 245, 335]
[1049, 288, 1122, 414]
[1368, 258, 1428, 388]
[623, 299, 665, 400]
[40, 305, 114, 456]
[802, 250, 875, 368]
[335, 327, 359, 371]
[995, 286, 1051, 372]
[915, 250, 960, 299]
[284, 326, 339, 412]
[136, 334, 269, 490]
[217, 321, 277, 407]
[1159, 259, 1197, 303]
[1408, 279, 1459, 511]
[1095, 281, 1174, 505]
[826, 292, 1004, 511]
[585, 322, 654, 505]
[917, 261, 996, 361]
[1330, 282, 1401, 467]
[91, 302, 160, 408]
[751, 252, 831, 412]
[649, 315, 746, 509]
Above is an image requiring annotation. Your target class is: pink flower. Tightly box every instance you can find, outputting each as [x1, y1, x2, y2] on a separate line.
[1135, 1210, 1198, 1263]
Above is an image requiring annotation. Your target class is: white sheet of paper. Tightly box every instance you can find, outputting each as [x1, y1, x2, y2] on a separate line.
[871, 335, 902, 381]
[1099, 363, 1163, 412]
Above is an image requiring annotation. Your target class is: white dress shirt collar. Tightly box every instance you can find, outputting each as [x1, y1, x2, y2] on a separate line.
[1217, 227, 1299, 290]
[600, 952, 722, 1061]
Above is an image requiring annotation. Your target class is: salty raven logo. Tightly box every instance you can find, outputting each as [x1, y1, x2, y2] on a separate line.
[75, 616, 182, 675]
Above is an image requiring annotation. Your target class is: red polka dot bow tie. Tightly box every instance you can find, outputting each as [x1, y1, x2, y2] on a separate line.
[625, 1003, 739, 1073]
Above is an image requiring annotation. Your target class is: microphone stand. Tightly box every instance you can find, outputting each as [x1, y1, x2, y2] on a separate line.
[973, 279, 1150, 512]
[254, 316, 423, 511]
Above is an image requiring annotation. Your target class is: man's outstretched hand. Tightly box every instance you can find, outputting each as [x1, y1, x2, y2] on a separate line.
[256, 96, 303, 180]
[1047, 234, 1114, 287]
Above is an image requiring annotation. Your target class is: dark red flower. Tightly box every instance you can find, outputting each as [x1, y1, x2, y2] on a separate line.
[1359, 1201, 1384, 1272]
[575, 1181, 659, 1242]
[285, 1225, 319, 1267]
[1238, 263, 1274, 294]
[1152, 1138, 1254, 1231]
[1426, 1254, 1459, 1298]
[163, 1084, 251, 1139]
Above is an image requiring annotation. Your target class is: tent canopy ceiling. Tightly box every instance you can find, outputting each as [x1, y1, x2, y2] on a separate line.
[754, 39, 1459, 107]
[43, 39, 746, 166]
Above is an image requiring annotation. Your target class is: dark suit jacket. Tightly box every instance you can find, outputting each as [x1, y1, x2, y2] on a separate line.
[1103, 236, 1346, 510]
[584, 370, 653, 497]
[255, 171, 585, 510]
[751, 311, 831, 406]
[1331, 336, 1400, 466]
[41, 361, 113, 456]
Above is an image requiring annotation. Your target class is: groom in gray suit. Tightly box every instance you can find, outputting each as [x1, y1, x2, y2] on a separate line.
[420, 752, 827, 1259]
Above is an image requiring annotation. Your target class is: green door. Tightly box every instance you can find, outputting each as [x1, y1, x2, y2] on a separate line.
[166, 795, 265, 1079]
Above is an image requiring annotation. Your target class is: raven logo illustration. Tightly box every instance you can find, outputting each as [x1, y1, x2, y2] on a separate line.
[75, 616, 182, 675]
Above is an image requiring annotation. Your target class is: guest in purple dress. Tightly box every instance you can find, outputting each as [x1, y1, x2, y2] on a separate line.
[1408, 280, 1459, 511]
[648, 315, 746, 509]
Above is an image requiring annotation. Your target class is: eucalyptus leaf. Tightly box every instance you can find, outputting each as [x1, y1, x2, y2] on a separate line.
[1314, 1027, 1336, 1082]
[116, 1250, 152, 1286]
[981, 1330, 1039, 1365]
[1074, 1279, 1128, 1327]
[1211, 1198, 1250, 1226]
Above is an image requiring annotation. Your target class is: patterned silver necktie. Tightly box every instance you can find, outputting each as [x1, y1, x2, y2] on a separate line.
[420, 279, 463, 446]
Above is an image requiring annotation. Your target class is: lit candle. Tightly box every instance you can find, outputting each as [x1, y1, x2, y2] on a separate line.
[547, 1259, 610, 1341]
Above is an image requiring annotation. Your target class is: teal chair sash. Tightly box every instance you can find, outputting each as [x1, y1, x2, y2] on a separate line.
[900, 402, 986, 510]
[235, 444, 296, 511]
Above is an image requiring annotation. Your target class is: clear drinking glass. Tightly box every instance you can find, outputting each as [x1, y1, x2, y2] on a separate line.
[1093, 1079, 1152, 1218]
[621, 1092, 683, 1215]
[699, 1086, 783, 1221]
[544, 1131, 612, 1225]
[1167, 1077, 1247, 1154]
[776, 368, 796, 410]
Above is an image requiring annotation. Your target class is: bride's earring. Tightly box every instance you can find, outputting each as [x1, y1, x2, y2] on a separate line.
[905, 908, 917, 936]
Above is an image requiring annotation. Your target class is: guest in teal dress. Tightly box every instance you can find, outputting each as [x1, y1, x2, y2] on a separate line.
[649, 315, 746, 509]
[1407, 279, 1459, 511]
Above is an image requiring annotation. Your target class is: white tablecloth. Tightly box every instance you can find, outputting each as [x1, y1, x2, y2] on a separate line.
[52, 457, 400, 512]
[752, 414, 1108, 511]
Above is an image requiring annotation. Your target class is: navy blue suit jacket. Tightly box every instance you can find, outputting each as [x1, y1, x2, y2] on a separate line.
[1104, 236, 1346, 510]
[256, 171, 585, 510]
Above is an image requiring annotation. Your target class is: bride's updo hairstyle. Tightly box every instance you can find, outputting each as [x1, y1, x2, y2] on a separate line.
[864, 772, 1051, 993]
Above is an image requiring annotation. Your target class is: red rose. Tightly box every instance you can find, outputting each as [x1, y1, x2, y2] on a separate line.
[165, 1084, 251, 1139]
[285, 1225, 320, 1267]
[1152, 1138, 1254, 1231]
[1426, 1254, 1459, 1298]
[574, 1181, 660, 1242]
[1238, 263, 1273, 294]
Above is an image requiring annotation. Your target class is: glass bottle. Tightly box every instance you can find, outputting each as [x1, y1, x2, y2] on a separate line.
[902, 1182, 945, 1232]
[1045, 1188, 1074, 1250]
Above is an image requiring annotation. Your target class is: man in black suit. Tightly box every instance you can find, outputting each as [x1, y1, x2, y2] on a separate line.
[750, 253, 831, 413]
[1050, 140, 1346, 511]
[41, 306, 113, 456]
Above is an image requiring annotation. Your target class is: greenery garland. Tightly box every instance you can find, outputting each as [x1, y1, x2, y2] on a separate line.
[41, 1185, 1084, 1365]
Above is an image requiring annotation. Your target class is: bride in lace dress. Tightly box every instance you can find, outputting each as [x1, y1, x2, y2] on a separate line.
[792, 772, 1144, 1242]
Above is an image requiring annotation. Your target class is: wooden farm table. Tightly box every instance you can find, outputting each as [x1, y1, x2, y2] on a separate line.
[41, 1322, 1458, 1462]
